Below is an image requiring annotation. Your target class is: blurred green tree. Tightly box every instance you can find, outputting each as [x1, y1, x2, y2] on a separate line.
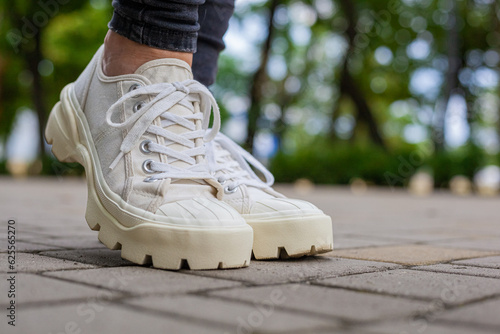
[0, 0, 499, 187]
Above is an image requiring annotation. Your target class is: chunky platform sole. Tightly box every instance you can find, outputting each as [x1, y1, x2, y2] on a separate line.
[45, 84, 253, 270]
[247, 215, 333, 259]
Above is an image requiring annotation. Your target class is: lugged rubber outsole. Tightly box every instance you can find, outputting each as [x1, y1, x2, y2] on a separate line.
[45, 83, 253, 270]
[247, 215, 333, 260]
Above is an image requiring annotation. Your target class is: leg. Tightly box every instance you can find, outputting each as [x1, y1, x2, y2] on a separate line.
[104, 0, 205, 75]
[194, 1, 333, 257]
[193, 0, 235, 86]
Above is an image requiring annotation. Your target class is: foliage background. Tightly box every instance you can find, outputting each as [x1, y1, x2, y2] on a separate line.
[0, 0, 499, 188]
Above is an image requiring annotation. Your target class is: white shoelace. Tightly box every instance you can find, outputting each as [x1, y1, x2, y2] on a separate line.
[106, 80, 220, 182]
[207, 132, 274, 193]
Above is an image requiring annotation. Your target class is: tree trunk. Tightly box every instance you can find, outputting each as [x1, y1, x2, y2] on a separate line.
[0, 54, 5, 153]
[493, 1, 500, 141]
[25, 31, 47, 160]
[433, 1, 461, 151]
[245, 0, 279, 152]
[336, 0, 386, 149]
[340, 66, 386, 147]
[274, 77, 291, 149]
[6, 2, 48, 161]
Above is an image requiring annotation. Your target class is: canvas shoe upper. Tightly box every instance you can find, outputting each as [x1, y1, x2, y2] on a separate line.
[44, 46, 253, 269]
[206, 132, 334, 259]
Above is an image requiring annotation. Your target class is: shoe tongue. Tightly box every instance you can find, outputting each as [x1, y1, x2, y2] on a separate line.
[134, 58, 193, 84]
[135, 58, 200, 173]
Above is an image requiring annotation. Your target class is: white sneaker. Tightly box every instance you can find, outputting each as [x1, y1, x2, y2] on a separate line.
[207, 132, 333, 259]
[44, 46, 253, 270]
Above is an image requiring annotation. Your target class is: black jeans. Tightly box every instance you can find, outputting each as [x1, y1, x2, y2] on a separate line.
[109, 0, 235, 86]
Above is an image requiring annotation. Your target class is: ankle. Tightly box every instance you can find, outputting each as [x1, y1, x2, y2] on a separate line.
[102, 30, 193, 76]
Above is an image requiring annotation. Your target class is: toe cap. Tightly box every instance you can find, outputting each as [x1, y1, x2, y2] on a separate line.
[156, 197, 246, 227]
[248, 198, 324, 219]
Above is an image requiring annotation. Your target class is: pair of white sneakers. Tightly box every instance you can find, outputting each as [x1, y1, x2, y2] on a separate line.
[45, 46, 333, 270]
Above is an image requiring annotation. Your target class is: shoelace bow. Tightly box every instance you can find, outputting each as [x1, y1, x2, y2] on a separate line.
[207, 132, 274, 192]
[106, 80, 220, 182]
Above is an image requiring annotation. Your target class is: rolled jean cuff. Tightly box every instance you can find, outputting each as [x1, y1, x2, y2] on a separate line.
[108, 10, 198, 52]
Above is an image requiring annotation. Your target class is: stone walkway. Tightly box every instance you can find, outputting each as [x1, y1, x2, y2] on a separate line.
[1, 177, 499, 334]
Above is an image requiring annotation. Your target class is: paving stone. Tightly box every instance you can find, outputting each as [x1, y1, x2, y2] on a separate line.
[413, 264, 500, 279]
[0, 302, 224, 334]
[453, 256, 500, 269]
[332, 235, 404, 250]
[45, 266, 242, 295]
[360, 320, 500, 334]
[285, 328, 372, 334]
[0, 273, 118, 306]
[350, 227, 496, 243]
[435, 297, 500, 328]
[125, 294, 337, 333]
[40, 248, 134, 267]
[350, 230, 472, 243]
[32, 236, 105, 250]
[0, 229, 53, 243]
[187, 257, 400, 284]
[0, 252, 96, 273]
[9, 227, 94, 241]
[209, 284, 431, 322]
[326, 245, 499, 265]
[0, 240, 64, 253]
[316, 269, 500, 305]
[1, 181, 87, 225]
[275, 185, 499, 238]
[428, 236, 500, 251]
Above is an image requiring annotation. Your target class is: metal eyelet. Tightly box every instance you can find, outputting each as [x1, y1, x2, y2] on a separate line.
[129, 83, 141, 92]
[142, 159, 155, 174]
[140, 140, 152, 154]
[133, 101, 145, 113]
[143, 176, 158, 183]
[217, 177, 227, 185]
[224, 185, 239, 194]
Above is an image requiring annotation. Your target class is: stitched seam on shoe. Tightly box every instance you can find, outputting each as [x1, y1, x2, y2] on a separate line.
[80, 57, 97, 111]
[209, 198, 238, 220]
[175, 202, 197, 219]
[154, 116, 168, 164]
[123, 176, 133, 202]
[241, 185, 251, 214]
[147, 179, 165, 213]
[225, 197, 245, 213]
[192, 198, 219, 220]
[274, 198, 304, 210]
[121, 81, 135, 202]
[254, 202, 279, 212]
[132, 189, 158, 199]
[94, 126, 118, 146]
